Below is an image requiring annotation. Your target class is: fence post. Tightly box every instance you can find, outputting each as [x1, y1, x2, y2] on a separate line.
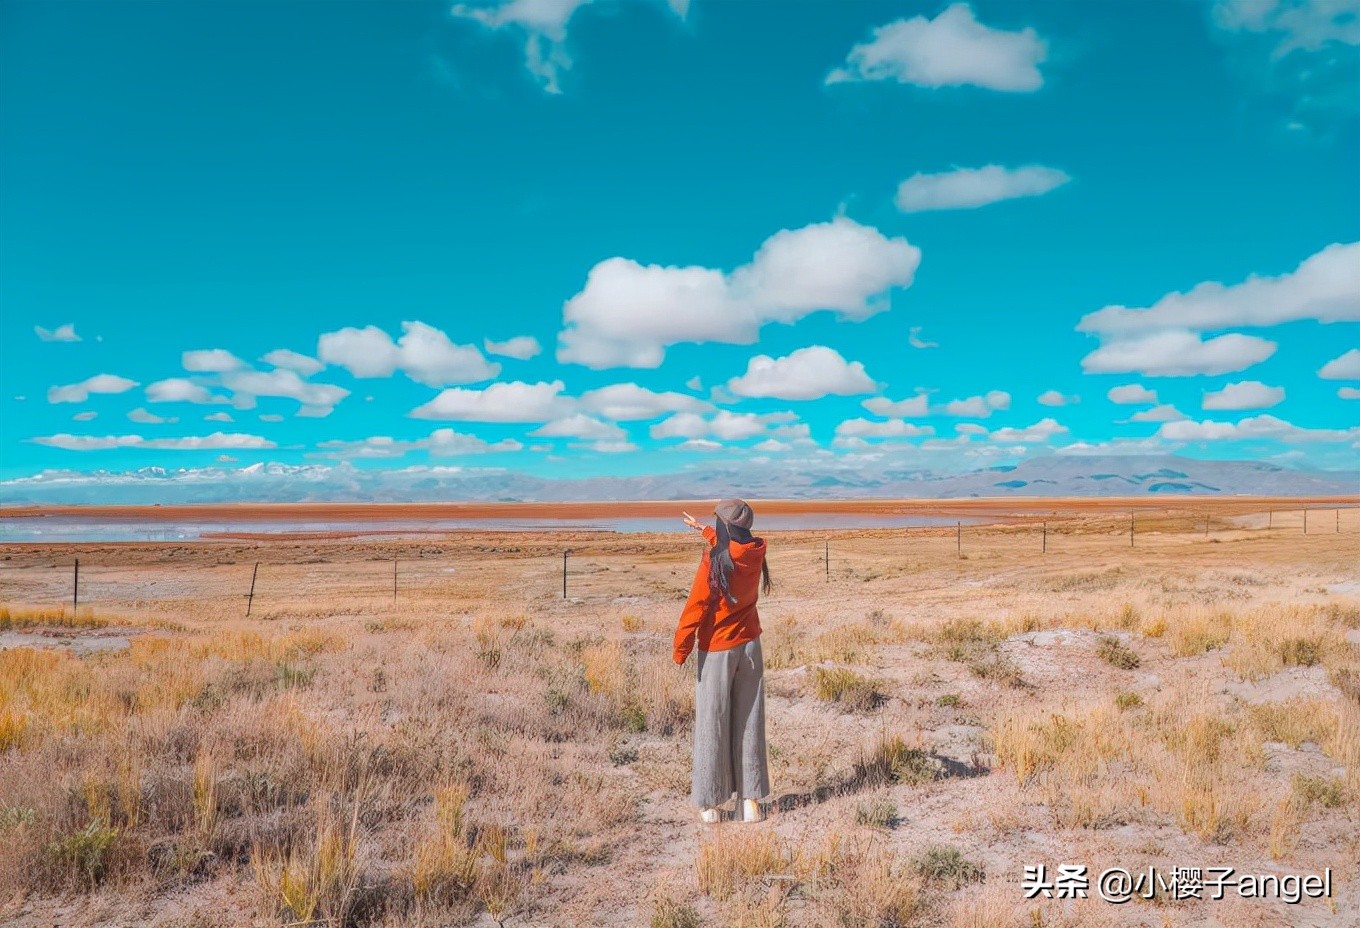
[562, 550, 570, 599]
[1268, 509, 1273, 529]
[1130, 512, 1135, 548]
[824, 540, 829, 581]
[1042, 521, 1047, 554]
[1204, 515, 1209, 538]
[246, 562, 259, 617]
[1303, 509, 1308, 535]
[956, 521, 961, 558]
[73, 558, 79, 609]
[1339, 509, 1342, 533]
[393, 557, 398, 604]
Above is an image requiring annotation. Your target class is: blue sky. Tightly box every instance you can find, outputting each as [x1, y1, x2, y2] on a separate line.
[1, 0, 1358, 494]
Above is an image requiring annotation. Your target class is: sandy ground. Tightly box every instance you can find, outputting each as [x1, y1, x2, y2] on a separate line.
[1, 500, 1358, 927]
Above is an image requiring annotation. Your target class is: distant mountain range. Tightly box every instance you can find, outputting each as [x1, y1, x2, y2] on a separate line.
[1, 455, 1355, 505]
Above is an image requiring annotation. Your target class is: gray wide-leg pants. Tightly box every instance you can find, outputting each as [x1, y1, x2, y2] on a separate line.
[692, 637, 770, 809]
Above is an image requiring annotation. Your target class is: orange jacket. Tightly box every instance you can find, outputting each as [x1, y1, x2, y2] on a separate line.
[673, 525, 765, 664]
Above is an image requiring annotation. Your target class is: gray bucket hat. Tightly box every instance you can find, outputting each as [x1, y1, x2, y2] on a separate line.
[714, 498, 754, 529]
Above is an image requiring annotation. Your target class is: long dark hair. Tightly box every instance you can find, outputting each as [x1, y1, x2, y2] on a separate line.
[708, 517, 773, 605]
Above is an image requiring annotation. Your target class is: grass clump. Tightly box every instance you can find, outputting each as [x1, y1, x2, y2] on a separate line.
[1114, 691, 1142, 711]
[695, 830, 791, 902]
[864, 734, 940, 786]
[909, 845, 984, 890]
[812, 667, 885, 711]
[650, 893, 701, 928]
[854, 795, 899, 829]
[968, 653, 1024, 688]
[1096, 636, 1140, 670]
[1292, 774, 1347, 809]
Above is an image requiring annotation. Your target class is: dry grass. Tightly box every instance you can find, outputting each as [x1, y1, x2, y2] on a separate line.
[0, 507, 1355, 926]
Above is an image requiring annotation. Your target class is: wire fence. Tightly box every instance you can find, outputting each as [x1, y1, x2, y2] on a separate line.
[1, 506, 1356, 617]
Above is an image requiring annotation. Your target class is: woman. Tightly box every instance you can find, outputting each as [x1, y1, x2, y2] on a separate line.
[673, 498, 773, 824]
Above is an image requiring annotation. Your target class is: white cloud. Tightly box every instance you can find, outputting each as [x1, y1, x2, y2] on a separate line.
[1319, 347, 1360, 378]
[450, 0, 687, 94]
[685, 376, 702, 391]
[1159, 413, 1359, 443]
[1081, 330, 1277, 376]
[205, 411, 235, 422]
[752, 439, 791, 453]
[827, 3, 1047, 91]
[318, 321, 500, 386]
[145, 378, 222, 405]
[908, 326, 938, 349]
[574, 440, 639, 454]
[1078, 242, 1360, 335]
[1213, 0, 1360, 56]
[833, 418, 934, 443]
[989, 418, 1068, 442]
[578, 382, 711, 420]
[47, 374, 139, 404]
[1037, 390, 1078, 407]
[410, 380, 571, 422]
[259, 414, 284, 423]
[529, 414, 626, 440]
[72, 411, 97, 422]
[677, 439, 722, 452]
[484, 336, 542, 360]
[315, 428, 522, 459]
[35, 323, 80, 342]
[895, 164, 1070, 212]
[1107, 383, 1158, 405]
[1339, 386, 1360, 399]
[261, 349, 324, 376]
[649, 410, 796, 442]
[128, 408, 176, 424]
[31, 432, 276, 451]
[183, 349, 246, 373]
[557, 217, 920, 368]
[221, 369, 350, 417]
[726, 346, 877, 400]
[1202, 380, 1285, 410]
[862, 392, 929, 417]
[1128, 404, 1186, 423]
[942, 390, 1011, 417]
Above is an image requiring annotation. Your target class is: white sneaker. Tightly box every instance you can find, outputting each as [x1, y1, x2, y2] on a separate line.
[700, 807, 720, 824]
[741, 799, 764, 823]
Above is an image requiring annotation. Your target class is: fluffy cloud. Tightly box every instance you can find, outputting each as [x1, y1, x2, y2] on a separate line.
[1081, 330, 1277, 376]
[578, 382, 711, 420]
[1213, 0, 1360, 55]
[989, 418, 1068, 442]
[529, 415, 626, 440]
[895, 165, 1070, 212]
[484, 335, 543, 360]
[261, 349, 324, 376]
[1078, 242, 1360, 335]
[35, 323, 80, 342]
[221, 369, 350, 417]
[47, 374, 139, 404]
[726, 346, 877, 400]
[1318, 348, 1360, 378]
[128, 408, 176, 424]
[31, 432, 276, 451]
[145, 378, 221, 404]
[1037, 390, 1078, 407]
[410, 380, 571, 422]
[1107, 383, 1158, 404]
[557, 218, 921, 368]
[1159, 413, 1359, 443]
[205, 411, 235, 423]
[72, 411, 97, 422]
[450, 0, 687, 94]
[1339, 387, 1360, 399]
[649, 410, 797, 442]
[862, 392, 929, 417]
[314, 429, 522, 459]
[833, 418, 934, 443]
[183, 349, 245, 373]
[318, 321, 500, 386]
[827, 3, 1047, 91]
[1202, 380, 1285, 410]
[1129, 404, 1187, 423]
[942, 390, 1011, 417]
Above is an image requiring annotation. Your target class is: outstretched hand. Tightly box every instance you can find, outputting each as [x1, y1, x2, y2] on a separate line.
[681, 511, 703, 532]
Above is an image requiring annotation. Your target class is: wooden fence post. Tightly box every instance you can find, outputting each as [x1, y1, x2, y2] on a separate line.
[246, 562, 259, 617]
[562, 550, 570, 599]
[73, 558, 79, 609]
